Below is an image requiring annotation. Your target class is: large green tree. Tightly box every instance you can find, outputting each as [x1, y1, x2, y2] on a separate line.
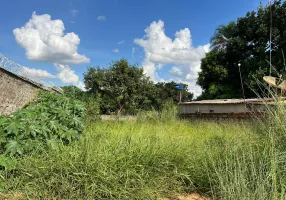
[152, 82, 193, 109]
[83, 59, 194, 114]
[84, 59, 152, 114]
[197, 0, 286, 99]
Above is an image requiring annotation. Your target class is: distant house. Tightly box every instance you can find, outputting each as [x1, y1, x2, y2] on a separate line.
[0, 54, 62, 115]
[178, 98, 276, 119]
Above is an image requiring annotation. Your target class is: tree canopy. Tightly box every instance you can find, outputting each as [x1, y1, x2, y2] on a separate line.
[83, 58, 193, 114]
[197, 0, 286, 100]
[84, 59, 149, 114]
[61, 85, 87, 102]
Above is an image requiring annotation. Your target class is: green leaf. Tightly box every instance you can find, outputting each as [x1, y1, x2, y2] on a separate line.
[4, 118, 23, 136]
[4, 140, 23, 156]
[0, 155, 17, 171]
[46, 137, 61, 150]
[49, 120, 59, 131]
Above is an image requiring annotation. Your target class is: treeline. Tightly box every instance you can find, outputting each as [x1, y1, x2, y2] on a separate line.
[197, 0, 286, 99]
[62, 59, 193, 115]
[62, 1, 286, 105]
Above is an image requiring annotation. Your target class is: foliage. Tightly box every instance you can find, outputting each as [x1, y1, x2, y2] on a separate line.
[5, 117, 286, 199]
[4, 2, 286, 198]
[137, 100, 178, 122]
[197, 0, 286, 99]
[84, 59, 193, 114]
[3, 120, 257, 199]
[160, 99, 178, 121]
[151, 82, 193, 110]
[0, 92, 85, 156]
[84, 59, 153, 115]
[61, 85, 88, 102]
[62, 85, 101, 121]
[4, 92, 286, 199]
[136, 109, 161, 122]
[0, 155, 17, 171]
[84, 95, 101, 122]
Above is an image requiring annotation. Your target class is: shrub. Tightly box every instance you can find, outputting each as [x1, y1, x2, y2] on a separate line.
[137, 109, 160, 122]
[137, 100, 178, 122]
[84, 95, 101, 122]
[160, 99, 178, 121]
[0, 92, 86, 156]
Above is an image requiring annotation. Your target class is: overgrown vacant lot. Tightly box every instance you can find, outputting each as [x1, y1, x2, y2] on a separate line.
[5, 119, 286, 199]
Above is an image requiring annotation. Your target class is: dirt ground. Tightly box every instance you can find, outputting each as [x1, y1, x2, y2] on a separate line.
[162, 193, 211, 200]
[0, 192, 211, 200]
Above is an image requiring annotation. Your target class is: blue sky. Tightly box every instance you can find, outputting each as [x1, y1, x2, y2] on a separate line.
[0, 0, 268, 95]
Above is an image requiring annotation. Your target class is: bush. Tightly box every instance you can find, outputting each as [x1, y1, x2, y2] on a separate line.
[160, 99, 178, 121]
[137, 100, 178, 122]
[0, 92, 86, 156]
[137, 110, 160, 122]
[84, 95, 101, 122]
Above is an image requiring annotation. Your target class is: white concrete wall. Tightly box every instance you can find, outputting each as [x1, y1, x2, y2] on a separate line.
[179, 103, 248, 114]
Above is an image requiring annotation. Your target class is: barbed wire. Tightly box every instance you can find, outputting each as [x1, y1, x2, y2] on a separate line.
[0, 53, 63, 93]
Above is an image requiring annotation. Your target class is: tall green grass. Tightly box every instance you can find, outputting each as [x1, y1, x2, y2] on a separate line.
[205, 83, 286, 199]
[2, 119, 262, 199]
[137, 100, 178, 122]
[4, 97, 286, 199]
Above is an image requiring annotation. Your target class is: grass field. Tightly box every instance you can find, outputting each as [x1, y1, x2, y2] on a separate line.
[3, 117, 286, 199]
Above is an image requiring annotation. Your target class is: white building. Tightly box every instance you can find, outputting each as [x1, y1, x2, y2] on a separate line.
[178, 98, 275, 119]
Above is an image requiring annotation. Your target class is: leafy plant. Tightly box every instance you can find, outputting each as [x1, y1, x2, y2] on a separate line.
[0, 155, 17, 171]
[0, 92, 86, 156]
[84, 95, 101, 122]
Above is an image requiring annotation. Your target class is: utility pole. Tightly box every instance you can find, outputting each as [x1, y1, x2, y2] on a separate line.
[176, 83, 184, 103]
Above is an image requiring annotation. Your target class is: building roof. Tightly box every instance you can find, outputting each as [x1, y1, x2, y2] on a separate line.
[179, 98, 278, 105]
[0, 53, 63, 94]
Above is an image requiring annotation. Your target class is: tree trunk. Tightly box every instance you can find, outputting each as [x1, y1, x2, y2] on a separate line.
[116, 104, 124, 120]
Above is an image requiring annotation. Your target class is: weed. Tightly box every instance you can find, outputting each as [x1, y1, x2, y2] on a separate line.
[0, 92, 85, 156]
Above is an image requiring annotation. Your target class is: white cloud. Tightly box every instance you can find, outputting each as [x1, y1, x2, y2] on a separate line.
[76, 82, 86, 91]
[141, 60, 157, 80]
[112, 48, 119, 53]
[170, 66, 183, 76]
[70, 9, 79, 16]
[13, 12, 89, 90]
[22, 66, 56, 79]
[134, 20, 210, 97]
[70, 21, 76, 24]
[97, 15, 106, 21]
[55, 64, 85, 90]
[118, 40, 125, 44]
[55, 64, 78, 83]
[13, 12, 90, 65]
